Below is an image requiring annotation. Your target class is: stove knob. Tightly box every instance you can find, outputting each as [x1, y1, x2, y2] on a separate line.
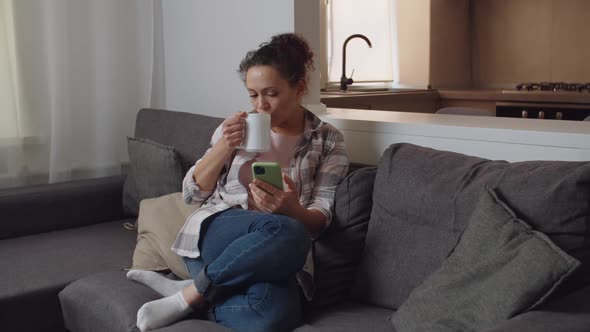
[521, 110, 528, 118]
[538, 111, 545, 119]
[556, 112, 563, 120]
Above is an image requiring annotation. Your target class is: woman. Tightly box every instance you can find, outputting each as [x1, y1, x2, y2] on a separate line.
[127, 33, 349, 332]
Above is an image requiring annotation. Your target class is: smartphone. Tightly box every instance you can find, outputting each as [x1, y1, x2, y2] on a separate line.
[251, 162, 284, 191]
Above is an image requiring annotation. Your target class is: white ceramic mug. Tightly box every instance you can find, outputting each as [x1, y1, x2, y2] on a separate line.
[237, 112, 271, 152]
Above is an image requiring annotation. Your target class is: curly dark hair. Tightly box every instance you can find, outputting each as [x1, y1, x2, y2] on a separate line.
[238, 33, 314, 88]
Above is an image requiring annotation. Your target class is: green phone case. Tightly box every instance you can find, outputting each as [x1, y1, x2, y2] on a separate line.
[251, 162, 284, 190]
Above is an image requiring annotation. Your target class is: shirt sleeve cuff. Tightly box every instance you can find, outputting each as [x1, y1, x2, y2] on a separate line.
[307, 206, 332, 237]
[183, 165, 214, 204]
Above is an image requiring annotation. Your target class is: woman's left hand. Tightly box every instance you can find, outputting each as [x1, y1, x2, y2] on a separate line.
[249, 174, 301, 216]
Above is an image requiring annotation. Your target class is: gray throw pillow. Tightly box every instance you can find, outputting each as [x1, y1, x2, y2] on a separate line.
[307, 166, 377, 311]
[391, 187, 581, 332]
[122, 137, 184, 217]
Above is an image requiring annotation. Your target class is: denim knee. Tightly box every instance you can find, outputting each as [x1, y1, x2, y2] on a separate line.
[272, 215, 311, 261]
[192, 212, 312, 303]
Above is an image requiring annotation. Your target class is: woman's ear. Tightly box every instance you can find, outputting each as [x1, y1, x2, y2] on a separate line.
[296, 80, 307, 96]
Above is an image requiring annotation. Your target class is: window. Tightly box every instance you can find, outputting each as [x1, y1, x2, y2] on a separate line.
[322, 0, 397, 88]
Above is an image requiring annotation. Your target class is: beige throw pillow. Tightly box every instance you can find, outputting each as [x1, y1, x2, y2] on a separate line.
[132, 192, 201, 280]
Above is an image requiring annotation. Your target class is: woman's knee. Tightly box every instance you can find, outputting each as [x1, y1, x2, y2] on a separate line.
[272, 215, 311, 256]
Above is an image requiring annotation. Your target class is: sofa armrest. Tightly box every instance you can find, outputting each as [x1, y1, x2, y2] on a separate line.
[485, 285, 590, 332]
[0, 176, 126, 239]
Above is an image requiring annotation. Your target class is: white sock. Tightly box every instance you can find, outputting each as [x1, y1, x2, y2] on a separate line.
[136, 291, 193, 332]
[127, 270, 193, 296]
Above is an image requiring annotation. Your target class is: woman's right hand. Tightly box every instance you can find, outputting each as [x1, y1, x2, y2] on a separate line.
[193, 111, 248, 190]
[220, 111, 248, 150]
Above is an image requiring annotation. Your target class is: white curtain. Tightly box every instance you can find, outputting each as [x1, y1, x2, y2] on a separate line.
[0, 0, 163, 188]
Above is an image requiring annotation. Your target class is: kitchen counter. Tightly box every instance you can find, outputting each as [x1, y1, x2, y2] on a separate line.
[322, 88, 590, 104]
[320, 89, 435, 98]
[320, 108, 590, 165]
[320, 89, 439, 113]
[438, 89, 590, 104]
[319, 88, 590, 119]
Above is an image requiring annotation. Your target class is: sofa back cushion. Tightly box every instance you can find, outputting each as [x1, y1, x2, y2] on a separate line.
[134, 108, 224, 173]
[307, 166, 377, 311]
[353, 143, 590, 309]
[122, 108, 224, 217]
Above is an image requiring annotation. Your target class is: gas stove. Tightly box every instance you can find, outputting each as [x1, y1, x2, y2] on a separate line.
[495, 82, 590, 120]
[515, 82, 590, 92]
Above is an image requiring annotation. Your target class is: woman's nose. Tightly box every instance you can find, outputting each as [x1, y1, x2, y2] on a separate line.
[255, 96, 269, 111]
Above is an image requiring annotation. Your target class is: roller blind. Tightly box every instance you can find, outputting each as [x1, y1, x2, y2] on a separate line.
[326, 0, 396, 84]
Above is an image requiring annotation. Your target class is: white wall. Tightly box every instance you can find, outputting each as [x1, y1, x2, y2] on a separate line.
[294, 0, 322, 112]
[162, 1, 294, 117]
[161, 0, 322, 118]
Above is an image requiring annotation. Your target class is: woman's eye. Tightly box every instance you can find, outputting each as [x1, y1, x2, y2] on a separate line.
[249, 95, 257, 99]
[266, 92, 278, 97]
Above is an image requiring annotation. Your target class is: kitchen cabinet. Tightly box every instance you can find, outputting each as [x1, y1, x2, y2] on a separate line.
[437, 90, 497, 114]
[320, 90, 439, 114]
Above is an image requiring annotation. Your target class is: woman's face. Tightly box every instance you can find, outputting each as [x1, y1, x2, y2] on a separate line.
[245, 65, 305, 125]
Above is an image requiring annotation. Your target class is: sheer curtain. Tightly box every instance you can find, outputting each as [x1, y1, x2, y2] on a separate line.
[0, 0, 163, 188]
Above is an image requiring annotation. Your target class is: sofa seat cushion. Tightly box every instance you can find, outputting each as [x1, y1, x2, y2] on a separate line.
[0, 219, 136, 332]
[483, 285, 590, 332]
[60, 271, 231, 332]
[295, 301, 393, 332]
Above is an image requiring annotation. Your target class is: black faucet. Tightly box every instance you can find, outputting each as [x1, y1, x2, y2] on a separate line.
[340, 34, 372, 91]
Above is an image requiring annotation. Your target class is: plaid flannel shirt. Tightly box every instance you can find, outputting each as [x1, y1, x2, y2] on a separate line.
[171, 109, 349, 300]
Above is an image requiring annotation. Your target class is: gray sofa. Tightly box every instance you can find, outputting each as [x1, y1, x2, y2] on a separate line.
[1, 108, 589, 332]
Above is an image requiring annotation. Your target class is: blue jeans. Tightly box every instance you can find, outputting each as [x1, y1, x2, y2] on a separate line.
[184, 208, 311, 332]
